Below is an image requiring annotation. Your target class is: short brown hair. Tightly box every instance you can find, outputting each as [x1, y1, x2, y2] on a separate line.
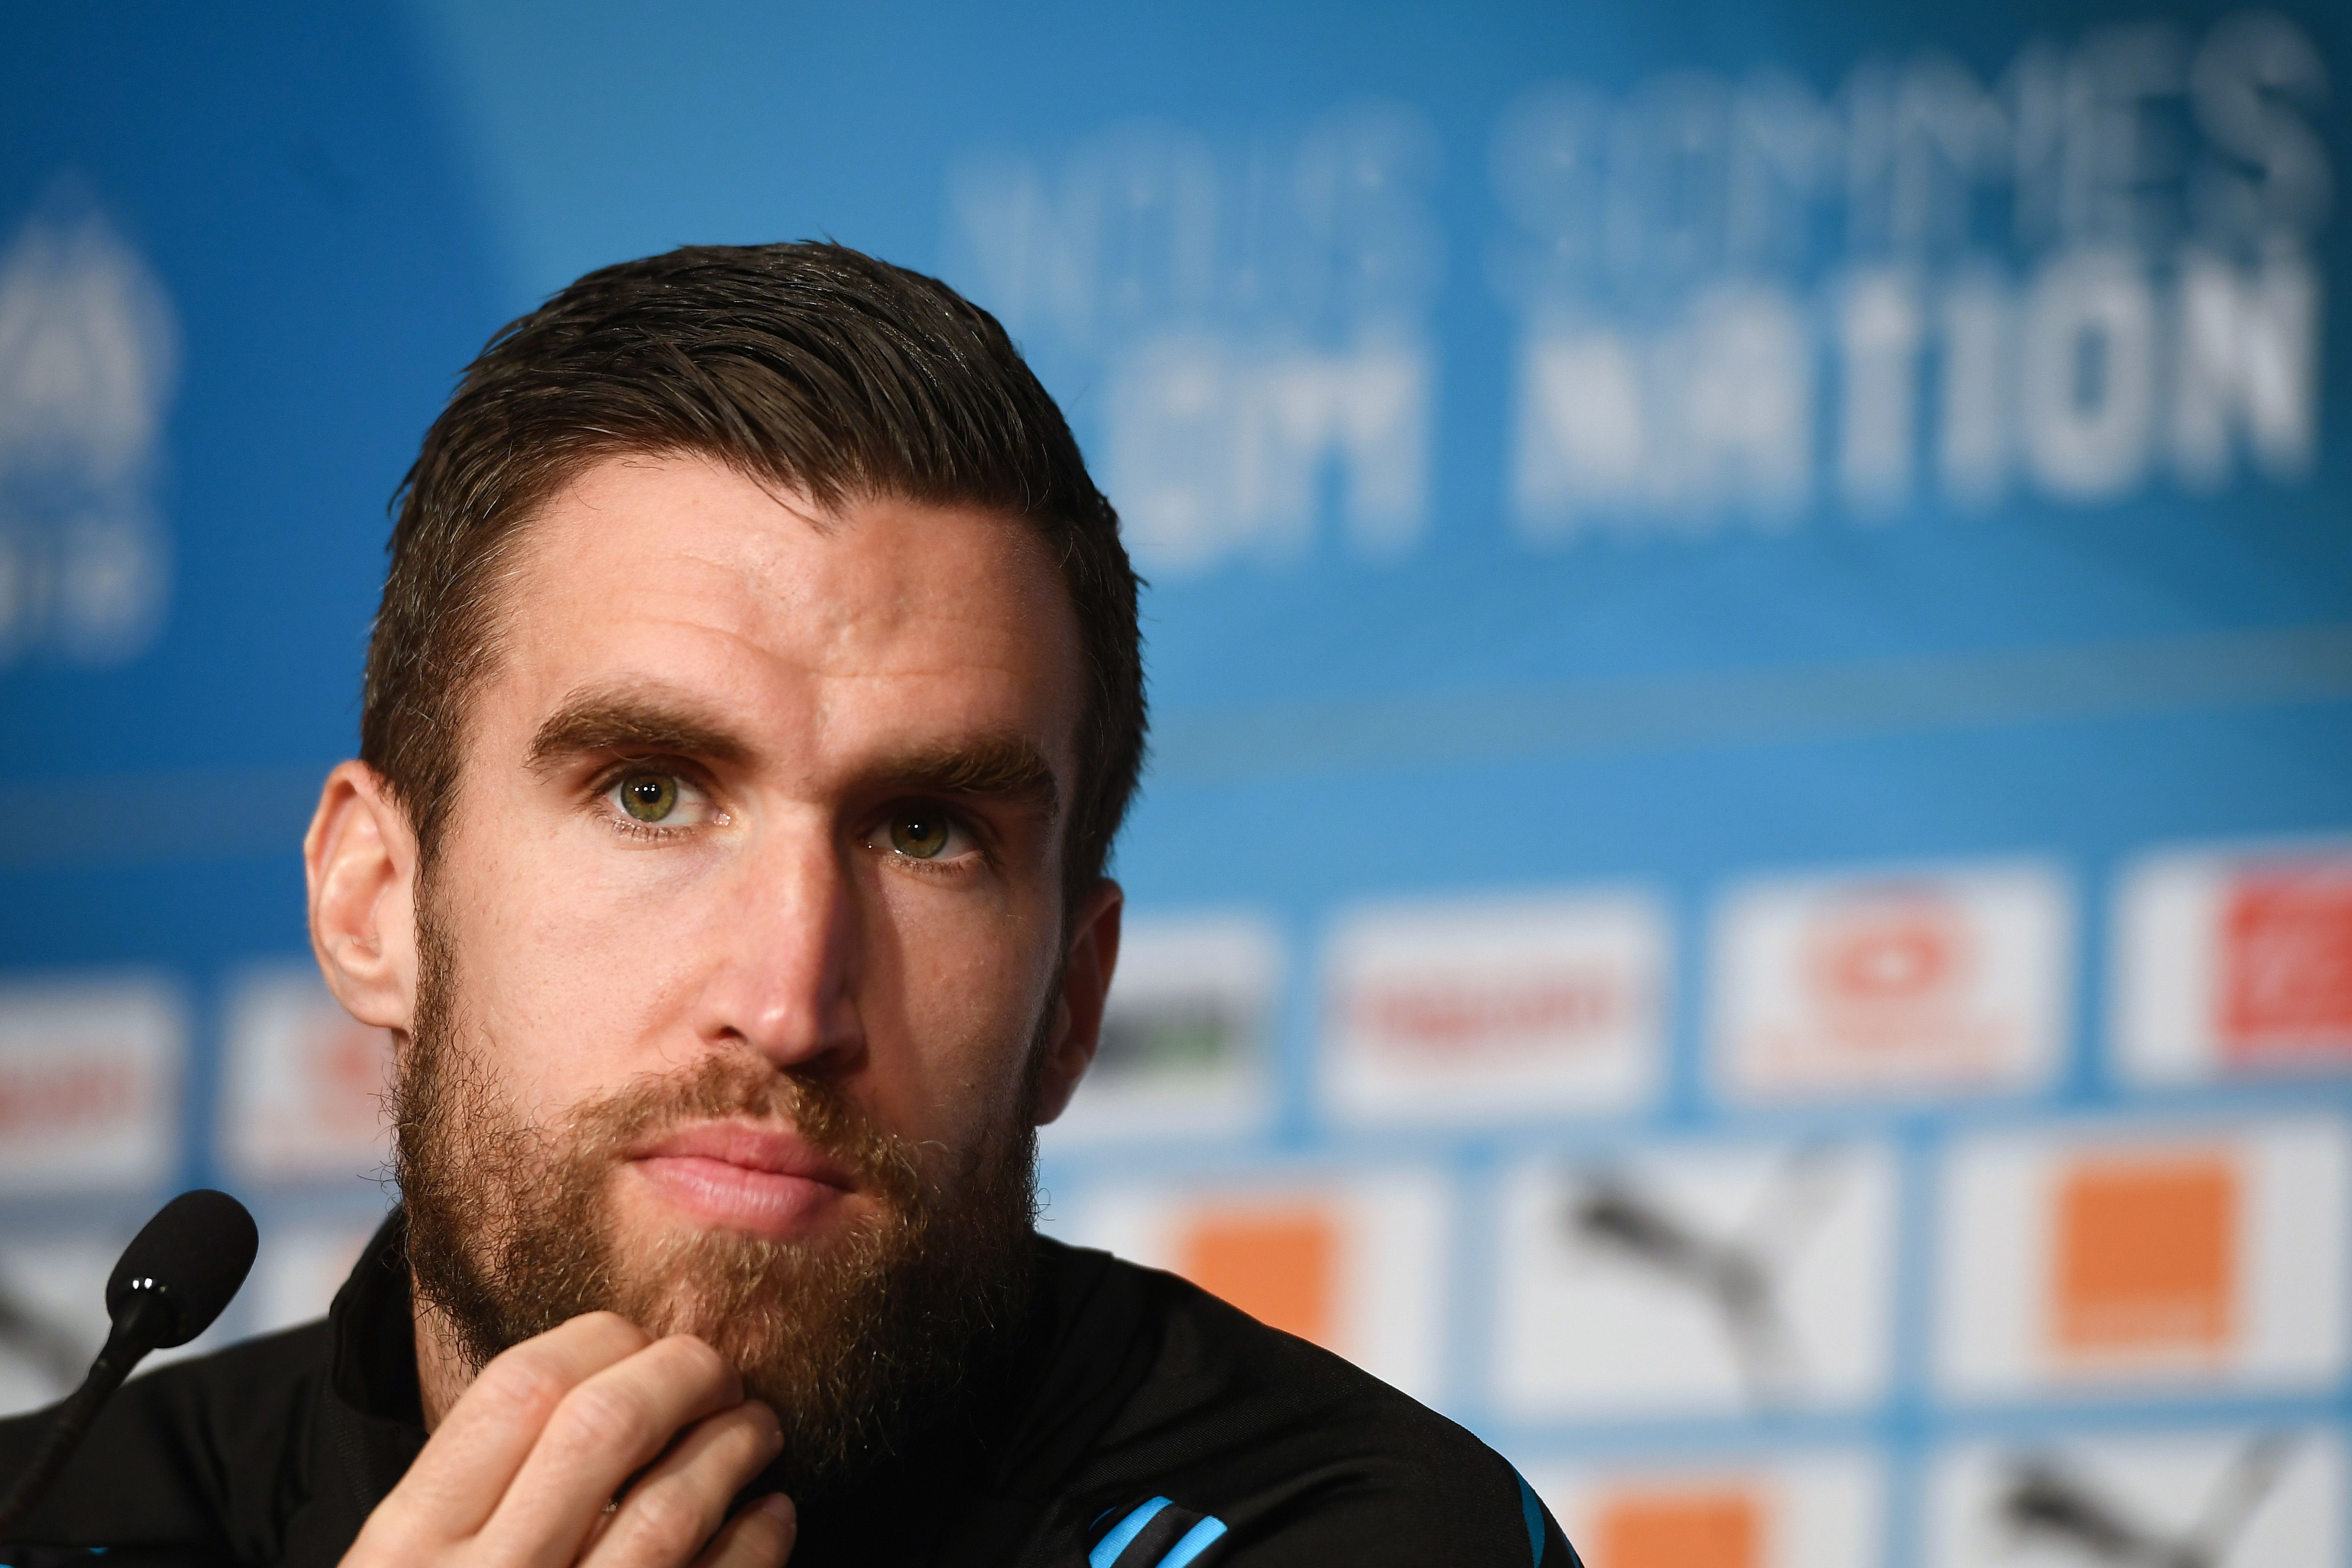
[360, 241, 1146, 904]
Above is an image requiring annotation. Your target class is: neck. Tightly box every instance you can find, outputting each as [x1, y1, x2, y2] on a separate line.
[410, 1281, 477, 1432]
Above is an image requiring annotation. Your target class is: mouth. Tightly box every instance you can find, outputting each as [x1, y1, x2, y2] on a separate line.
[625, 1121, 861, 1242]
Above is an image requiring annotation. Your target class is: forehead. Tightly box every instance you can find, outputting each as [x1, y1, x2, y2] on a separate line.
[480, 453, 1085, 770]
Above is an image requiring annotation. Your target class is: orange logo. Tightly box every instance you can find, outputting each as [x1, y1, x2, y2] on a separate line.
[1594, 1486, 1762, 1568]
[2219, 870, 2352, 1063]
[2053, 1154, 2238, 1359]
[1177, 1205, 1339, 1348]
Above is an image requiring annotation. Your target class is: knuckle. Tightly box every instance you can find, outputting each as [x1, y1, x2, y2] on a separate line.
[551, 1381, 653, 1455]
[473, 1352, 571, 1420]
[623, 1481, 710, 1557]
[711, 1407, 779, 1466]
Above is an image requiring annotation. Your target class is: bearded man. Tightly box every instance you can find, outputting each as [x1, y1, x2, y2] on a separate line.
[0, 244, 1575, 1568]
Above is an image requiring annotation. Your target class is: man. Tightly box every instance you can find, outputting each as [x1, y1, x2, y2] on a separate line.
[0, 244, 1575, 1568]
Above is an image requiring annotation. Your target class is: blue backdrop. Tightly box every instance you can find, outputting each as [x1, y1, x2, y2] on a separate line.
[2, 4, 2349, 1565]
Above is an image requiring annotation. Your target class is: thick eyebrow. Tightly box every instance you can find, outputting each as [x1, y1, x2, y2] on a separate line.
[526, 685, 754, 775]
[866, 734, 1061, 819]
[525, 684, 1061, 818]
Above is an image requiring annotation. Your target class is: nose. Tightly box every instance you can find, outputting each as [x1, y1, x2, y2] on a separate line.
[689, 811, 863, 1072]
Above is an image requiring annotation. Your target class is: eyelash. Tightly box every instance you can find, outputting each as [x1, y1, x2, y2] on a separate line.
[871, 803, 994, 876]
[588, 761, 720, 844]
[582, 768, 997, 873]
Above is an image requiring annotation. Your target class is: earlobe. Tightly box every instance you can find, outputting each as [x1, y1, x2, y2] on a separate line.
[305, 761, 420, 1034]
[1030, 879, 1124, 1127]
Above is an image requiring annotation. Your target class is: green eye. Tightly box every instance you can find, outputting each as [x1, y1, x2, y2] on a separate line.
[890, 811, 951, 859]
[619, 772, 678, 823]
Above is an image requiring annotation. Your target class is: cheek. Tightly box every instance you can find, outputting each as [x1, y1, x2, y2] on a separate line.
[867, 882, 1060, 1138]
[435, 820, 714, 1115]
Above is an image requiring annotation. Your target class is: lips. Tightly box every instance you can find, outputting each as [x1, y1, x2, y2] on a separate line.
[625, 1121, 860, 1241]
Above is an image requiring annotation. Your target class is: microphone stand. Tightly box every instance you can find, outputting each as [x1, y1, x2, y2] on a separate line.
[0, 1290, 177, 1539]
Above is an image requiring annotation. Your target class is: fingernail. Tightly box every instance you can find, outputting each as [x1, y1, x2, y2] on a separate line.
[757, 1494, 796, 1524]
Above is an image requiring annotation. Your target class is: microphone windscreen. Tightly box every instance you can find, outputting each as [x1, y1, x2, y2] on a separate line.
[106, 1189, 260, 1348]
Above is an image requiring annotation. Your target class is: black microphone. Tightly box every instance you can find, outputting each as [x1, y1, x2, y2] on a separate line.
[0, 1190, 259, 1539]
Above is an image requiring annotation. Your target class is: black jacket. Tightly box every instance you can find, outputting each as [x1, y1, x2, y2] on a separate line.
[0, 1212, 1576, 1568]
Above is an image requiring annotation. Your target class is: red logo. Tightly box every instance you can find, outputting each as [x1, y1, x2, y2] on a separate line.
[0, 1057, 137, 1136]
[2218, 869, 2352, 1063]
[317, 1017, 392, 1119]
[1804, 893, 1975, 1052]
[1353, 970, 1626, 1059]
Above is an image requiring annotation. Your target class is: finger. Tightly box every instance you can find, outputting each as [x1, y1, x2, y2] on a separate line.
[479, 1334, 746, 1568]
[374, 1313, 654, 1542]
[690, 1497, 797, 1568]
[578, 1402, 783, 1568]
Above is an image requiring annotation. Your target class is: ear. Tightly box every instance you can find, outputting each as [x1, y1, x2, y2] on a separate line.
[1030, 878, 1123, 1126]
[304, 760, 421, 1035]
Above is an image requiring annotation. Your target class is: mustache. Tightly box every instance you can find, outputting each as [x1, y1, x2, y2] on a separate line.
[565, 1053, 928, 1210]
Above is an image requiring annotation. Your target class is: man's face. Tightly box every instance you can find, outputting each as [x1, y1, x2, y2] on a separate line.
[349, 452, 1110, 1480]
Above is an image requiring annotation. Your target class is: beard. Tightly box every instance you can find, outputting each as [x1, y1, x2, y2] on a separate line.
[391, 893, 1044, 1499]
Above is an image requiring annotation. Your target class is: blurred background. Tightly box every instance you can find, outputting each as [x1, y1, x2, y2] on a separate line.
[2, 2, 2350, 1563]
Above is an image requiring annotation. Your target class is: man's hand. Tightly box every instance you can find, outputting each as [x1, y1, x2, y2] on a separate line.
[343, 1314, 795, 1568]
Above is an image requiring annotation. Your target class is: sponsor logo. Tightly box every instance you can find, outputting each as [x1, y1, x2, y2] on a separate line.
[1322, 891, 1668, 1123]
[219, 967, 394, 1183]
[1714, 862, 2070, 1101]
[2053, 1152, 2237, 1361]
[2221, 869, 2352, 1062]
[1936, 1118, 2348, 1396]
[1526, 1453, 1882, 1568]
[2115, 846, 2352, 1084]
[1069, 1169, 1448, 1402]
[1049, 913, 1279, 1143]
[1174, 1203, 1339, 1347]
[1598, 1486, 1762, 1568]
[1495, 1142, 1898, 1417]
[1926, 1428, 2344, 1568]
[0, 979, 182, 1193]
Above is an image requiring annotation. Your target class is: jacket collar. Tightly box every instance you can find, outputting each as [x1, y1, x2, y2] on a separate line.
[326, 1207, 426, 1432]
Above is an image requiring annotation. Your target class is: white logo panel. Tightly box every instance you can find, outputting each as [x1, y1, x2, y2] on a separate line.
[1494, 1141, 1898, 1419]
[2113, 844, 2352, 1086]
[249, 1216, 383, 1336]
[1924, 1426, 2344, 1568]
[1934, 1116, 2349, 1400]
[1321, 889, 1668, 1125]
[1066, 1167, 1448, 1404]
[0, 1217, 237, 1416]
[0, 978, 182, 1193]
[1048, 913, 1280, 1145]
[1524, 1450, 1883, 1568]
[1712, 861, 2071, 1103]
[0, 1233, 115, 1416]
[220, 966, 395, 1184]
